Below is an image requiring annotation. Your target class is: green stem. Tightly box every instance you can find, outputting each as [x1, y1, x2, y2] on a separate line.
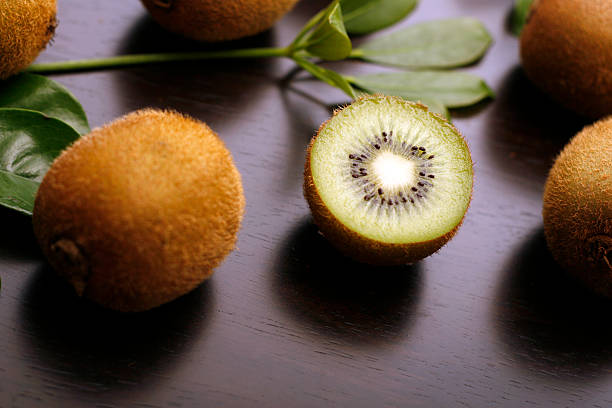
[290, 8, 326, 51]
[343, 75, 357, 84]
[348, 49, 364, 58]
[292, 56, 357, 99]
[26, 46, 292, 74]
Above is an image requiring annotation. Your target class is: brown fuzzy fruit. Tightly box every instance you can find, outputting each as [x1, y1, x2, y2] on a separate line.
[140, 0, 300, 42]
[0, 0, 57, 80]
[520, 0, 612, 118]
[304, 95, 473, 265]
[543, 116, 612, 297]
[33, 109, 245, 312]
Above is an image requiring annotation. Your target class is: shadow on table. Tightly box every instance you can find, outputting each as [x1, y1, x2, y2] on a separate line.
[483, 66, 588, 190]
[272, 218, 423, 347]
[110, 13, 282, 126]
[18, 265, 214, 390]
[494, 228, 612, 382]
[0, 206, 41, 262]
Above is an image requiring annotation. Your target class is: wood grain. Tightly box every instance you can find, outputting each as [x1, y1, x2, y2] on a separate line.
[1, 0, 611, 407]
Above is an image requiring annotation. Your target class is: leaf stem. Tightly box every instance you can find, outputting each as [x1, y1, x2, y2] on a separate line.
[290, 8, 327, 51]
[26, 46, 292, 74]
[348, 49, 364, 58]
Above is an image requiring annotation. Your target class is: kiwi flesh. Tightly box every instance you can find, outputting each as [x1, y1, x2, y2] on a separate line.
[520, 0, 612, 118]
[543, 116, 612, 297]
[33, 109, 245, 312]
[0, 0, 57, 80]
[140, 0, 300, 42]
[304, 95, 473, 265]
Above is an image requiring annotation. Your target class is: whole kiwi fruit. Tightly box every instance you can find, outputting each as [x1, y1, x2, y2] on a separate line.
[520, 0, 612, 118]
[0, 0, 57, 79]
[33, 109, 245, 312]
[140, 0, 300, 42]
[304, 95, 473, 265]
[543, 116, 612, 297]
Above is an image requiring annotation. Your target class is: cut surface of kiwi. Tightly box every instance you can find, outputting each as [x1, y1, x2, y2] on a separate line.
[543, 116, 612, 297]
[0, 0, 57, 79]
[304, 96, 473, 265]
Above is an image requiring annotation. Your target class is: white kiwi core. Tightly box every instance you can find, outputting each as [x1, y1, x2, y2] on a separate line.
[309, 97, 473, 244]
[372, 152, 417, 189]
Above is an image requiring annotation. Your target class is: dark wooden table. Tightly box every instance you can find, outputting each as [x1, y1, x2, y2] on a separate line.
[2, 0, 610, 407]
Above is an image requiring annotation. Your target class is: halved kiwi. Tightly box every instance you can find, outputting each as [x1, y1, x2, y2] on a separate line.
[304, 95, 473, 265]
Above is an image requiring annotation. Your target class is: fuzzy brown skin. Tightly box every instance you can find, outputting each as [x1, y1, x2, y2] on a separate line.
[33, 109, 245, 312]
[520, 0, 612, 119]
[0, 0, 57, 79]
[543, 116, 612, 297]
[303, 96, 472, 266]
[140, 0, 299, 42]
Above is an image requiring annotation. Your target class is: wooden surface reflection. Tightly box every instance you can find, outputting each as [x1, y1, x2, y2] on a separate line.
[1, 0, 610, 407]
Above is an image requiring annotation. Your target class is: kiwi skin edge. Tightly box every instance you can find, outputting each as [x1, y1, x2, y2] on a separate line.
[543, 116, 612, 297]
[303, 96, 473, 266]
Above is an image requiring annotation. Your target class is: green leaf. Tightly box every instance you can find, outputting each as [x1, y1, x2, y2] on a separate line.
[0, 170, 40, 215]
[349, 71, 494, 108]
[0, 73, 90, 135]
[300, 0, 352, 61]
[353, 17, 492, 69]
[293, 57, 357, 99]
[0, 108, 80, 215]
[342, 0, 418, 35]
[411, 97, 449, 119]
[510, 0, 534, 36]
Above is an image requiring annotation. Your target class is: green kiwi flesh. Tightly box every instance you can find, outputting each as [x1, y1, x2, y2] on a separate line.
[304, 96, 473, 265]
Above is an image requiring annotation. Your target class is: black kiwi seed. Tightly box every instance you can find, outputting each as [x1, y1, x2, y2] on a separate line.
[345, 137, 439, 210]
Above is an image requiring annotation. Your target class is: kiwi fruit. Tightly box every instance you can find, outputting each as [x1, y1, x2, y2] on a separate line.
[0, 0, 57, 80]
[520, 0, 612, 118]
[543, 116, 612, 297]
[303, 95, 473, 265]
[140, 0, 300, 42]
[33, 109, 245, 312]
